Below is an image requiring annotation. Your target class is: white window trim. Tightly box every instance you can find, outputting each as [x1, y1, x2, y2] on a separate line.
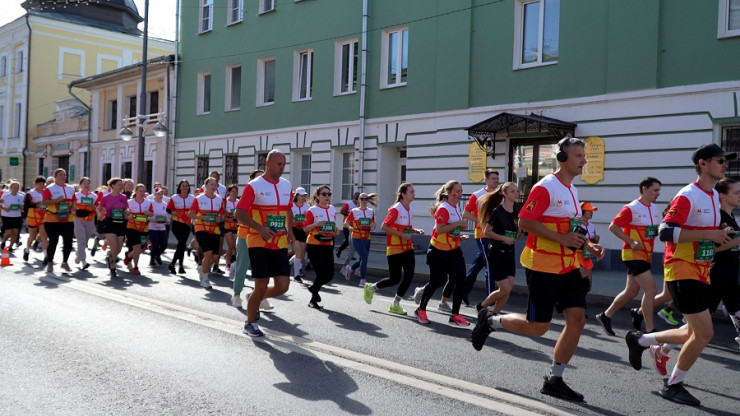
[197, 71, 212, 115]
[259, 0, 276, 15]
[0, 55, 7, 78]
[96, 54, 122, 74]
[13, 101, 23, 138]
[256, 57, 276, 107]
[379, 27, 408, 89]
[225, 64, 242, 111]
[334, 38, 358, 96]
[718, 0, 740, 38]
[15, 50, 24, 74]
[199, 0, 214, 34]
[512, 0, 558, 70]
[227, 0, 244, 26]
[58, 47, 85, 80]
[292, 49, 313, 102]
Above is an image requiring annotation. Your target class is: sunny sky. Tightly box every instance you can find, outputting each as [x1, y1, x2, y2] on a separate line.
[0, 0, 178, 40]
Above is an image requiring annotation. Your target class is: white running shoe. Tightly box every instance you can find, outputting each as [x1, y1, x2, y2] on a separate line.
[342, 265, 352, 280]
[231, 294, 243, 308]
[228, 266, 236, 282]
[437, 301, 452, 312]
[260, 298, 274, 311]
[413, 287, 423, 305]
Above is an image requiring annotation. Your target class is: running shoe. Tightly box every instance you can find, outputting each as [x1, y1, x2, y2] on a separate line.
[231, 295, 243, 308]
[540, 376, 584, 402]
[212, 265, 224, 274]
[471, 307, 493, 351]
[448, 314, 470, 327]
[102, 242, 108, 251]
[658, 380, 700, 406]
[90, 246, 97, 256]
[595, 312, 616, 336]
[363, 282, 374, 305]
[308, 293, 323, 310]
[61, 262, 72, 272]
[358, 278, 366, 287]
[625, 330, 647, 370]
[123, 253, 131, 266]
[46, 263, 53, 273]
[155, 255, 163, 266]
[110, 269, 117, 278]
[200, 279, 212, 289]
[23, 248, 29, 262]
[415, 308, 430, 324]
[388, 303, 407, 315]
[168, 263, 176, 274]
[657, 308, 680, 325]
[260, 298, 274, 311]
[293, 275, 303, 284]
[342, 264, 352, 280]
[649, 345, 670, 376]
[242, 322, 264, 337]
[413, 287, 423, 305]
[630, 308, 644, 330]
[32, 240, 39, 250]
[132, 268, 141, 276]
[228, 266, 236, 281]
[437, 301, 452, 313]
[81, 261, 90, 270]
[178, 266, 186, 274]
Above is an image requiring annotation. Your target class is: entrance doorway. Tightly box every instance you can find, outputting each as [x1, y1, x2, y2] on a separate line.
[509, 139, 559, 205]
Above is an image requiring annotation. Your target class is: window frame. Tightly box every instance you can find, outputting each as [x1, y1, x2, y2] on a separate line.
[227, 0, 244, 26]
[0, 56, 7, 78]
[225, 64, 242, 111]
[105, 99, 118, 131]
[12, 102, 21, 138]
[196, 156, 210, 187]
[15, 50, 23, 74]
[341, 151, 355, 201]
[224, 154, 239, 186]
[512, 0, 560, 70]
[58, 47, 85, 80]
[334, 38, 359, 96]
[259, 0, 276, 14]
[721, 125, 740, 178]
[300, 153, 312, 191]
[147, 90, 159, 115]
[293, 49, 314, 101]
[256, 57, 276, 107]
[197, 71, 212, 115]
[199, 0, 214, 34]
[718, 0, 740, 38]
[379, 27, 408, 89]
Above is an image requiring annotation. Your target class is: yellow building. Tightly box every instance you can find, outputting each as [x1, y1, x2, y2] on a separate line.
[0, 0, 172, 187]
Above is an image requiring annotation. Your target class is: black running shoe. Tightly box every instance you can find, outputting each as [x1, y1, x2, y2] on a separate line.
[471, 307, 494, 351]
[595, 312, 616, 336]
[475, 302, 483, 312]
[23, 249, 29, 262]
[630, 308, 644, 330]
[293, 275, 303, 283]
[110, 269, 117, 278]
[659, 380, 700, 406]
[178, 266, 186, 274]
[168, 263, 176, 274]
[625, 330, 647, 370]
[540, 376, 584, 402]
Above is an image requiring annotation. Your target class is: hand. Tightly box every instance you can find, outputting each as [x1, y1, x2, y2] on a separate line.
[630, 239, 644, 251]
[401, 233, 411, 241]
[503, 236, 515, 245]
[317, 220, 325, 228]
[586, 243, 606, 260]
[709, 228, 735, 245]
[457, 220, 468, 230]
[561, 232, 588, 249]
[259, 225, 276, 241]
[461, 234, 470, 241]
[287, 231, 296, 246]
[416, 228, 424, 236]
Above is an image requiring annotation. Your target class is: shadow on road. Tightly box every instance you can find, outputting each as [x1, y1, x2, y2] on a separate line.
[254, 341, 372, 415]
[326, 310, 388, 338]
[496, 386, 625, 416]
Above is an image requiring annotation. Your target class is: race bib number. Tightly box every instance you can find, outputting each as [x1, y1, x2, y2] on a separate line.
[404, 227, 413, 234]
[80, 197, 94, 206]
[450, 227, 461, 237]
[320, 221, 335, 233]
[9, 204, 19, 211]
[140, 235, 149, 246]
[204, 212, 218, 223]
[644, 225, 658, 239]
[156, 215, 167, 223]
[266, 214, 286, 232]
[294, 214, 305, 223]
[504, 230, 517, 240]
[583, 248, 596, 260]
[134, 214, 148, 222]
[57, 202, 70, 214]
[359, 217, 371, 227]
[112, 209, 124, 221]
[695, 240, 715, 262]
[569, 217, 583, 233]
[733, 232, 740, 252]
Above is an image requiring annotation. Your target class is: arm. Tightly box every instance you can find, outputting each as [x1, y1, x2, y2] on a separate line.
[483, 223, 515, 245]
[519, 218, 587, 249]
[609, 222, 643, 251]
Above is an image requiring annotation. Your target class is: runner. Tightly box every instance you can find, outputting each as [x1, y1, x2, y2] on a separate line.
[0, 180, 24, 252]
[41, 168, 76, 273]
[415, 180, 471, 326]
[624, 143, 734, 406]
[474, 182, 521, 315]
[336, 192, 359, 258]
[223, 184, 239, 278]
[234, 150, 294, 336]
[122, 178, 134, 198]
[189, 177, 224, 289]
[231, 169, 264, 308]
[577, 202, 599, 296]
[97, 178, 128, 278]
[343, 192, 377, 286]
[166, 179, 194, 274]
[148, 187, 169, 267]
[363, 183, 424, 315]
[125, 184, 153, 276]
[72, 177, 96, 270]
[304, 185, 339, 310]
[471, 137, 604, 402]
[203, 171, 227, 274]
[23, 176, 46, 262]
[461, 169, 500, 305]
[595, 177, 662, 336]
[291, 186, 309, 283]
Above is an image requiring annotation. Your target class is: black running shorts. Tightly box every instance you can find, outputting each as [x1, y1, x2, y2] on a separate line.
[525, 268, 587, 323]
[248, 247, 290, 278]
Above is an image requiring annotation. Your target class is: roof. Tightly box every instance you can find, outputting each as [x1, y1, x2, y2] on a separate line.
[69, 54, 175, 89]
[22, 0, 143, 34]
[466, 112, 577, 134]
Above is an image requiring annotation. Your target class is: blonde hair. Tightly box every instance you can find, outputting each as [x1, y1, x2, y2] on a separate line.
[428, 180, 460, 215]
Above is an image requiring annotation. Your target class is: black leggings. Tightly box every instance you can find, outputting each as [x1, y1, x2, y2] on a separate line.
[307, 244, 335, 294]
[45, 222, 74, 264]
[171, 221, 191, 267]
[420, 247, 466, 314]
[337, 228, 350, 252]
[376, 250, 415, 297]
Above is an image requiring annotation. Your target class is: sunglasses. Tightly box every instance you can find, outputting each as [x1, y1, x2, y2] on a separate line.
[320, 192, 332, 196]
[713, 158, 728, 165]
[359, 197, 368, 200]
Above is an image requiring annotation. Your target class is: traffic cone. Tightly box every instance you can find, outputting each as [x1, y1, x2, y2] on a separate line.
[1, 247, 12, 267]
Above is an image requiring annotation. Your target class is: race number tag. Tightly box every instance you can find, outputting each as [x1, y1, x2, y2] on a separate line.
[583, 248, 596, 260]
[644, 225, 658, 239]
[695, 240, 715, 262]
[504, 230, 517, 239]
[294, 214, 305, 223]
[569, 217, 582, 233]
[134, 214, 148, 222]
[57, 202, 70, 214]
[359, 217, 371, 228]
[140, 235, 148, 246]
[112, 209, 124, 221]
[733, 233, 740, 252]
[266, 214, 286, 232]
[450, 227, 461, 237]
[80, 197, 94, 206]
[404, 227, 413, 234]
[204, 213, 218, 223]
[156, 215, 167, 223]
[9, 204, 19, 211]
[320, 221, 335, 233]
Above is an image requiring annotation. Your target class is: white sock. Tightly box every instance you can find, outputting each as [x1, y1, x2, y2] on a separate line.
[662, 343, 677, 354]
[393, 295, 402, 303]
[638, 332, 657, 347]
[369, 283, 377, 292]
[730, 312, 740, 333]
[667, 366, 688, 385]
[488, 315, 503, 330]
[293, 259, 302, 276]
[550, 360, 565, 378]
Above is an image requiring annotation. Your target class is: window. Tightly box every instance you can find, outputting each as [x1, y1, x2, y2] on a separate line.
[335, 39, 358, 95]
[0, 105, 4, 138]
[259, 0, 275, 14]
[197, 72, 212, 114]
[13, 103, 21, 137]
[722, 126, 740, 178]
[0, 56, 6, 77]
[341, 152, 354, 200]
[514, 0, 559, 69]
[102, 163, 112, 183]
[39, 158, 45, 176]
[719, 0, 740, 38]
[106, 99, 118, 130]
[257, 58, 275, 106]
[293, 50, 313, 101]
[59, 49, 84, 79]
[257, 152, 268, 171]
[300, 154, 311, 191]
[380, 27, 408, 88]
[144, 161, 153, 190]
[57, 156, 69, 173]
[226, 65, 242, 111]
[127, 96, 137, 119]
[148, 91, 159, 115]
[15, 50, 23, 74]
[228, 0, 243, 25]
[199, 0, 213, 33]
[121, 161, 132, 179]
[224, 154, 239, 185]
[197, 156, 210, 186]
[400, 147, 407, 183]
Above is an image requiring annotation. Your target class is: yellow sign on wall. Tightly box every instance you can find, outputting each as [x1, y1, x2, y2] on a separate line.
[468, 142, 487, 183]
[581, 136, 605, 184]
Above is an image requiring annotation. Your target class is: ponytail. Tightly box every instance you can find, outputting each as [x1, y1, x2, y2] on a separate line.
[428, 180, 459, 215]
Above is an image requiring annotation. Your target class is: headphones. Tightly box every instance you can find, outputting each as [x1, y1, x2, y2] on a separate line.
[556, 137, 570, 163]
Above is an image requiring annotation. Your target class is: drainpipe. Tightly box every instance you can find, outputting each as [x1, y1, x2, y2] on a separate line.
[163, 56, 171, 187]
[358, 0, 368, 191]
[67, 84, 91, 181]
[170, 0, 180, 190]
[22, 15, 32, 188]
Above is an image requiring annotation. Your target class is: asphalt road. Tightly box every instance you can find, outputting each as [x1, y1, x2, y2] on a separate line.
[1, 247, 738, 415]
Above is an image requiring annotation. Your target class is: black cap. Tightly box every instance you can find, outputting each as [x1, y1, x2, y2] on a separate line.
[691, 143, 737, 165]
